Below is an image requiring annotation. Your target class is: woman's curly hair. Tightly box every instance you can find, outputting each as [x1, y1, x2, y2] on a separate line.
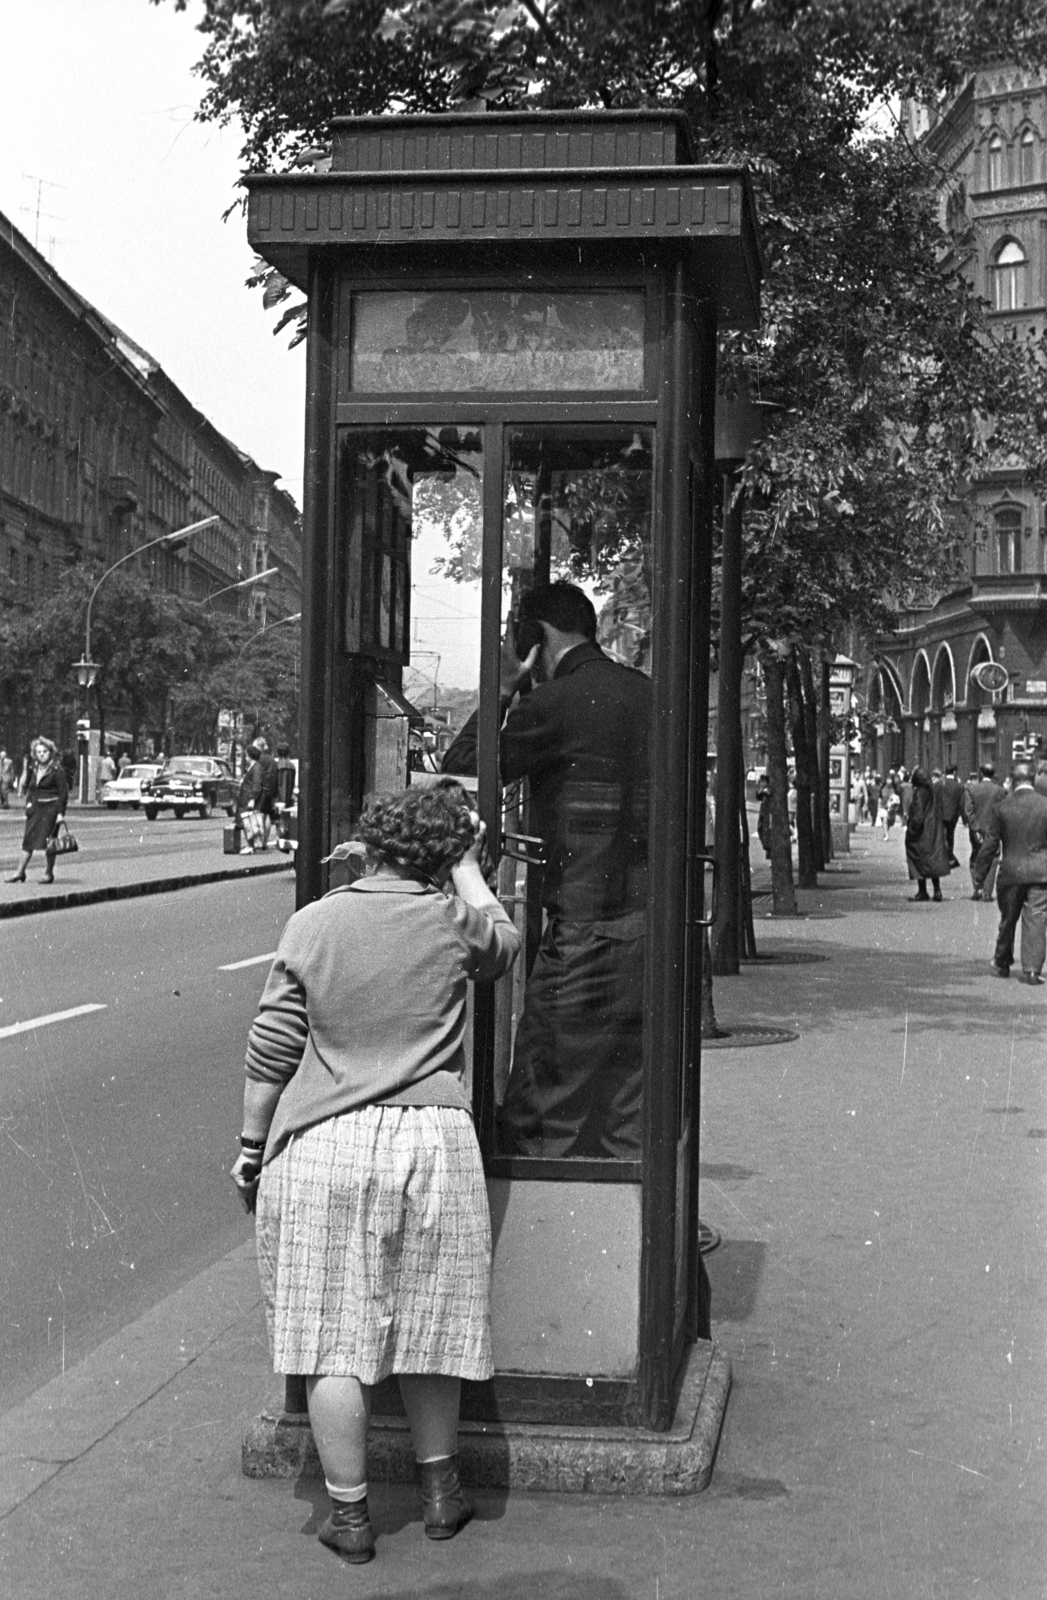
[354, 781, 475, 880]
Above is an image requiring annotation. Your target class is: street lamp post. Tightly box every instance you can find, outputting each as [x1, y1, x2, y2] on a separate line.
[190, 566, 279, 608]
[233, 611, 301, 665]
[73, 516, 217, 803]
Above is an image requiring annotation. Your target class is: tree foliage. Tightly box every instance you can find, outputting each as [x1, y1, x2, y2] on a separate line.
[155, 0, 1047, 652]
[0, 566, 299, 755]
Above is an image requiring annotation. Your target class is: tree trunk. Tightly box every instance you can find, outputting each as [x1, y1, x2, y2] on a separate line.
[762, 651, 798, 915]
[711, 470, 744, 976]
[786, 649, 818, 888]
[739, 753, 758, 958]
[817, 656, 834, 862]
[799, 646, 825, 871]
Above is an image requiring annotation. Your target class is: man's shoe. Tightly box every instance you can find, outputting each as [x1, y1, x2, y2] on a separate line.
[971, 890, 983, 900]
[1020, 972, 1044, 986]
[990, 964, 1010, 978]
[418, 1454, 473, 1541]
[318, 1497, 375, 1563]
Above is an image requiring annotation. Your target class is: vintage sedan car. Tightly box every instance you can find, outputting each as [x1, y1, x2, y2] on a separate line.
[100, 763, 164, 810]
[143, 756, 237, 820]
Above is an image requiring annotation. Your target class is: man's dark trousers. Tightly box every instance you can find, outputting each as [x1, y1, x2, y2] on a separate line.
[993, 882, 1047, 975]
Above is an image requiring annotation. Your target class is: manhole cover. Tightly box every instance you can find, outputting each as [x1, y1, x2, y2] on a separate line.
[698, 1221, 722, 1255]
[703, 1025, 800, 1049]
[741, 951, 829, 965]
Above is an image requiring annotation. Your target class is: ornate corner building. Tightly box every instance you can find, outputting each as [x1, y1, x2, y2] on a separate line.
[866, 66, 1046, 778]
[0, 208, 302, 755]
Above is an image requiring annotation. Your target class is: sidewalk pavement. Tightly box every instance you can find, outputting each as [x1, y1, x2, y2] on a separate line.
[0, 810, 292, 919]
[0, 826, 1044, 1598]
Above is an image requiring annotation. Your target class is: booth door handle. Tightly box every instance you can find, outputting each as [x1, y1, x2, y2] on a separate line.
[691, 849, 717, 928]
[501, 830, 547, 867]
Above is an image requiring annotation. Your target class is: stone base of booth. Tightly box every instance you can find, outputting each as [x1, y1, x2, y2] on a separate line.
[242, 1339, 730, 1496]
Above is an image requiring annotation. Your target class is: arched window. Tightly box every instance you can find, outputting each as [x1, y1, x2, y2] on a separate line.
[993, 240, 1027, 311]
[1020, 128, 1037, 186]
[988, 133, 1004, 190]
[995, 505, 1024, 573]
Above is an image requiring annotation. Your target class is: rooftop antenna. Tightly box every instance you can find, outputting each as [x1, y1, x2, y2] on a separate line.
[21, 173, 65, 251]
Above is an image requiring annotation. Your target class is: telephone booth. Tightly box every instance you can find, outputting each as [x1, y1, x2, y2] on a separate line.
[246, 110, 761, 1434]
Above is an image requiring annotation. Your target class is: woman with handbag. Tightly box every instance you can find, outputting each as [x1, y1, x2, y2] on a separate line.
[236, 744, 266, 854]
[7, 736, 69, 884]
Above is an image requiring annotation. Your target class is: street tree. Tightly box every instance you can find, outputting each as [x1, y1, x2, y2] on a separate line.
[1, 567, 210, 756]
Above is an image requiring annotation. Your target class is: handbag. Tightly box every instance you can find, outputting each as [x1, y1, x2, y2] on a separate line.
[48, 821, 79, 855]
[241, 808, 265, 847]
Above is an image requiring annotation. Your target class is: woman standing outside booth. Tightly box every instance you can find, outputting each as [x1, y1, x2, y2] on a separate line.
[231, 783, 520, 1564]
[6, 737, 68, 884]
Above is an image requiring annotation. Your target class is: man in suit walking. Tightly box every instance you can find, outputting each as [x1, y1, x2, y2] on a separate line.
[978, 761, 1047, 984]
[939, 764, 964, 867]
[963, 763, 1005, 901]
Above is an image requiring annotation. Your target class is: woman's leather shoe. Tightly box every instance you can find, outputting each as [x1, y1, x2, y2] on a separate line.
[317, 1497, 375, 1563]
[40, 874, 55, 884]
[6, 873, 26, 883]
[418, 1453, 473, 1540]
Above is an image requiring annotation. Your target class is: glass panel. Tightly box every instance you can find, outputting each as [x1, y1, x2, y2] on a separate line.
[351, 291, 645, 393]
[491, 427, 654, 1161]
[340, 427, 483, 783]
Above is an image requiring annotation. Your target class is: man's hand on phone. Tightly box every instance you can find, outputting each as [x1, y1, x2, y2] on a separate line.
[500, 625, 539, 702]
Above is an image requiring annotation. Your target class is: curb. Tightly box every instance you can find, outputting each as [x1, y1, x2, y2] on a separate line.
[242, 1340, 731, 1497]
[0, 858, 292, 920]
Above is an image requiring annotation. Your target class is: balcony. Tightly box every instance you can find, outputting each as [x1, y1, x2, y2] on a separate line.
[107, 474, 141, 515]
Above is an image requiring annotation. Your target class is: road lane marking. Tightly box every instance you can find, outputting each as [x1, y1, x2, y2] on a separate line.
[218, 953, 277, 971]
[0, 1003, 108, 1041]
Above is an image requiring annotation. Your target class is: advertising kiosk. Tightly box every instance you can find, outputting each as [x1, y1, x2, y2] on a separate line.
[245, 109, 761, 1451]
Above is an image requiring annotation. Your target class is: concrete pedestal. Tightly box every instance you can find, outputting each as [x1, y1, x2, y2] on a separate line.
[242, 1339, 731, 1496]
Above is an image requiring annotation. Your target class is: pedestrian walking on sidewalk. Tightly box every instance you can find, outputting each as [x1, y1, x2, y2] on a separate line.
[978, 761, 1047, 983]
[881, 772, 900, 838]
[6, 736, 69, 885]
[964, 763, 1005, 901]
[236, 744, 266, 853]
[0, 747, 12, 808]
[231, 783, 521, 1565]
[939, 764, 964, 866]
[905, 766, 951, 901]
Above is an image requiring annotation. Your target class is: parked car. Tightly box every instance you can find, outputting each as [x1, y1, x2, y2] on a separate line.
[144, 756, 237, 820]
[100, 762, 164, 810]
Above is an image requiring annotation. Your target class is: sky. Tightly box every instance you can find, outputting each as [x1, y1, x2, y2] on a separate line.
[0, 0, 306, 502]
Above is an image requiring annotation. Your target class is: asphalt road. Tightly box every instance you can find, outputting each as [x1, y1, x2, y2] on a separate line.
[0, 871, 294, 1413]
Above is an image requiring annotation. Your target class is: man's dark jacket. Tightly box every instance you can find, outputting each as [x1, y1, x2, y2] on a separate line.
[443, 640, 649, 919]
[939, 774, 964, 826]
[978, 785, 1047, 887]
[963, 777, 1004, 835]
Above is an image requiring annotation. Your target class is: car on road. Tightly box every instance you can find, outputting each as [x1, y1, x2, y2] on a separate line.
[143, 756, 238, 820]
[99, 763, 164, 810]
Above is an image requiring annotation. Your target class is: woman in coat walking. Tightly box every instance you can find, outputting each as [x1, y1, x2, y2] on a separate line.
[231, 783, 521, 1564]
[6, 736, 69, 884]
[905, 766, 952, 901]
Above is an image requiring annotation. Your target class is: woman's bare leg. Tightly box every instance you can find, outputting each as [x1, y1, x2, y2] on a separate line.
[397, 1374, 461, 1461]
[306, 1374, 371, 1487]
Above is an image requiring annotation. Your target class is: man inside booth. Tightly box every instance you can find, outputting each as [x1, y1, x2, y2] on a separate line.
[443, 581, 649, 1158]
